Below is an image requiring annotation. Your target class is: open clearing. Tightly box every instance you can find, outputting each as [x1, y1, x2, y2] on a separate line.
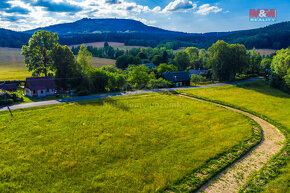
[0, 93, 253, 192]
[181, 80, 289, 193]
[68, 42, 146, 50]
[0, 47, 116, 80]
[91, 57, 116, 67]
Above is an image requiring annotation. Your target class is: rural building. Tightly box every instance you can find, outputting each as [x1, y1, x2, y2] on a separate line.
[25, 77, 56, 97]
[162, 71, 190, 87]
[138, 63, 156, 69]
[188, 69, 209, 77]
[0, 83, 18, 91]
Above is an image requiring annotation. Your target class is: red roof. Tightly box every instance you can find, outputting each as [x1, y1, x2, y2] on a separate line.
[25, 77, 56, 90]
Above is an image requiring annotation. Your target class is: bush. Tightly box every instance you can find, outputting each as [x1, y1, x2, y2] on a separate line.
[147, 78, 172, 89]
[0, 91, 23, 106]
[191, 74, 207, 85]
[76, 89, 90, 96]
[0, 99, 14, 105]
[269, 73, 290, 93]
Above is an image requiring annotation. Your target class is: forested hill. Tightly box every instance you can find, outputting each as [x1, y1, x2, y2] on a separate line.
[0, 18, 289, 49]
[24, 18, 186, 35]
[223, 21, 290, 49]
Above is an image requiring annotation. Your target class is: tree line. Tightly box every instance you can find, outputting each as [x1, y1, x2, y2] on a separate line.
[71, 43, 125, 59]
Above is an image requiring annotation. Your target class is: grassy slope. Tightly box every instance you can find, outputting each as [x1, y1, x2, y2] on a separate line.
[181, 80, 290, 193]
[0, 93, 252, 192]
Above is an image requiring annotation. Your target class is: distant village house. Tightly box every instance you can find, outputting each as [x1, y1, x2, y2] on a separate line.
[162, 71, 190, 87]
[188, 69, 209, 78]
[0, 83, 18, 91]
[25, 77, 56, 97]
[138, 63, 156, 69]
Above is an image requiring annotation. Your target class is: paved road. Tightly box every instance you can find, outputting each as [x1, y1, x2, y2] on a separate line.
[0, 77, 262, 112]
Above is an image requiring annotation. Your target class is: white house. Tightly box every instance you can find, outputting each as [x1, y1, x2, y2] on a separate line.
[25, 77, 56, 98]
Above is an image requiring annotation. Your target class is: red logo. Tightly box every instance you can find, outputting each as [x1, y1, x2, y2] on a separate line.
[250, 9, 276, 18]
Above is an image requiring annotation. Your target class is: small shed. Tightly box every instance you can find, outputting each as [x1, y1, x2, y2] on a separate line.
[25, 77, 56, 97]
[162, 71, 190, 87]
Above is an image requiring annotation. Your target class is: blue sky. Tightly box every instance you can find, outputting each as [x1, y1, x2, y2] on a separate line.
[0, 0, 289, 32]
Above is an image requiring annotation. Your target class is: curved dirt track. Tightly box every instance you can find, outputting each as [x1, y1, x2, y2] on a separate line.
[178, 94, 285, 193]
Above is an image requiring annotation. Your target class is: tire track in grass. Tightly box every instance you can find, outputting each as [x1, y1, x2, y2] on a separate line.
[178, 94, 285, 193]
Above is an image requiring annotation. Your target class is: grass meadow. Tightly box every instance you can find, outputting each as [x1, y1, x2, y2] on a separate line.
[0, 93, 252, 192]
[0, 47, 31, 80]
[180, 80, 290, 193]
[91, 57, 116, 67]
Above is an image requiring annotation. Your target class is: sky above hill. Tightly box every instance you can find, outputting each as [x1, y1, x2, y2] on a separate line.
[0, 0, 289, 32]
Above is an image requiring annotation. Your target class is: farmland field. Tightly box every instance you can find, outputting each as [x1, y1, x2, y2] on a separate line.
[0, 93, 253, 192]
[0, 47, 31, 80]
[91, 57, 116, 67]
[180, 80, 289, 193]
[69, 41, 146, 50]
[0, 47, 116, 80]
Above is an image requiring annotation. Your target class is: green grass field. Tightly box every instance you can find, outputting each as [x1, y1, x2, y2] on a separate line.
[181, 80, 290, 193]
[0, 93, 253, 192]
[0, 47, 31, 80]
[0, 47, 116, 81]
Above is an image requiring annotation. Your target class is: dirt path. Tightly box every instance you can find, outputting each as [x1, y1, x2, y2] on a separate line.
[178, 94, 285, 193]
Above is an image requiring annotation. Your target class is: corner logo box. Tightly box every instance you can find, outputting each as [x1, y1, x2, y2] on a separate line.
[249, 9, 277, 22]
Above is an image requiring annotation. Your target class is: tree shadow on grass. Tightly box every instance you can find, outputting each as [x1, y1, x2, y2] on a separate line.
[75, 97, 131, 112]
[235, 80, 290, 99]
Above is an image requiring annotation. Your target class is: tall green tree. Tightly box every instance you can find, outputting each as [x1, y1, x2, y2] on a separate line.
[22, 30, 59, 77]
[152, 55, 163, 66]
[248, 48, 262, 75]
[127, 65, 155, 88]
[157, 63, 178, 75]
[116, 55, 141, 69]
[162, 51, 169, 64]
[77, 44, 93, 74]
[207, 40, 248, 81]
[229, 44, 248, 74]
[175, 51, 190, 71]
[52, 45, 80, 89]
[185, 47, 199, 68]
[270, 48, 290, 91]
[198, 49, 209, 69]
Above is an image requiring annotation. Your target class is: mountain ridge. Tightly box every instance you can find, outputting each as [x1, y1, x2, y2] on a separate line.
[0, 18, 289, 49]
[24, 18, 187, 35]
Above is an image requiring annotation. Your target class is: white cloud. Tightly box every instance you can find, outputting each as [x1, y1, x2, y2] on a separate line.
[0, 0, 224, 31]
[163, 0, 197, 13]
[0, 0, 161, 30]
[195, 4, 222, 15]
[152, 6, 161, 12]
